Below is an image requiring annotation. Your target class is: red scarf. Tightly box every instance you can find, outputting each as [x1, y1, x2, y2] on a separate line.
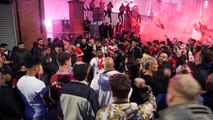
[96, 57, 104, 70]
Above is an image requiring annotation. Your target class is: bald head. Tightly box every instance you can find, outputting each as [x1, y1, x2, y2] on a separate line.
[104, 57, 114, 70]
[167, 75, 201, 106]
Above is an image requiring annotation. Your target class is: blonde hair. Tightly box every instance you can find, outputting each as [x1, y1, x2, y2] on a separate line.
[143, 56, 157, 70]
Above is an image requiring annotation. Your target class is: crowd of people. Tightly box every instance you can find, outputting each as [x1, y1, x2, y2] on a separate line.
[86, 0, 141, 36]
[0, 30, 213, 120]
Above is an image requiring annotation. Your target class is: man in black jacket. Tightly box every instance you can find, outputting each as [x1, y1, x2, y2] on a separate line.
[0, 66, 24, 120]
[31, 38, 44, 58]
[193, 50, 212, 90]
[12, 42, 30, 71]
[128, 40, 142, 60]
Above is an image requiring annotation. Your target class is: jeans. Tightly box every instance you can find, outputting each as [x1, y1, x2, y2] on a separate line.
[118, 13, 124, 24]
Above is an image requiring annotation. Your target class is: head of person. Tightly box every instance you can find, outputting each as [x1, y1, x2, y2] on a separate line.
[158, 50, 170, 65]
[126, 62, 139, 79]
[71, 54, 77, 67]
[18, 42, 25, 49]
[37, 38, 43, 48]
[73, 62, 88, 81]
[24, 55, 42, 75]
[177, 41, 183, 47]
[143, 56, 158, 72]
[195, 46, 202, 53]
[0, 43, 8, 52]
[189, 39, 196, 46]
[96, 41, 102, 47]
[146, 42, 152, 47]
[167, 75, 201, 107]
[69, 42, 76, 49]
[110, 38, 115, 44]
[43, 46, 51, 55]
[81, 38, 87, 45]
[153, 40, 159, 46]
[56, 52, 71, 67]
[123, 40, 130, 47]
[55, 44, 63, 52]
[117, 44, 125, 54]
[0, 66, 13, 85]
[195, 50, 212, 65]
[131, 40, 137, 48]
[160, 41, 166, 48]
[47, 37, 52, 43]
[109, 74, 131, 101]
[15, 63, 26, 80]
[140, 53, 150, 66]
[89, 38, 95, 46]
[96, 49, 103, 58]
[105, 22, 109, 26]
[103, 57, 114, 71]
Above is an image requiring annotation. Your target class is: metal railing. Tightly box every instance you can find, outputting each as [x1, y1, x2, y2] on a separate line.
[84, 8, 154, 25]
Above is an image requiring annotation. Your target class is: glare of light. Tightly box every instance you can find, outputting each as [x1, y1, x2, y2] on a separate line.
[204, 0, 208, 9]
[45, 19, 52, 28]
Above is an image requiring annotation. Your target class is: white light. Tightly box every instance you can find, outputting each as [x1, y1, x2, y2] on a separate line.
[204, 0, 208, 9]
[45, 19, 52, 28]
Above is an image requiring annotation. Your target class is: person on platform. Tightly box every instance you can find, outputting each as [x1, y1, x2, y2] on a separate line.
[99, 0, 105, 8]
[105, 2, 113, 23]
[83, 17, 91, 38]
[89, 0, 95, 11]
[99, 23, 105, 41]
[118, 3, 125, 24]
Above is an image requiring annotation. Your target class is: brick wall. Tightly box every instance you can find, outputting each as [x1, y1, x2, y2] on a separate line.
[14, 0, 46, 49]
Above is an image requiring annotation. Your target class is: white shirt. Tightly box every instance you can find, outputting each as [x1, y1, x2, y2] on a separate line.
[90, 71, 132, 107]
[17, 75, 48, 118]
[90, 57, 105, 78]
